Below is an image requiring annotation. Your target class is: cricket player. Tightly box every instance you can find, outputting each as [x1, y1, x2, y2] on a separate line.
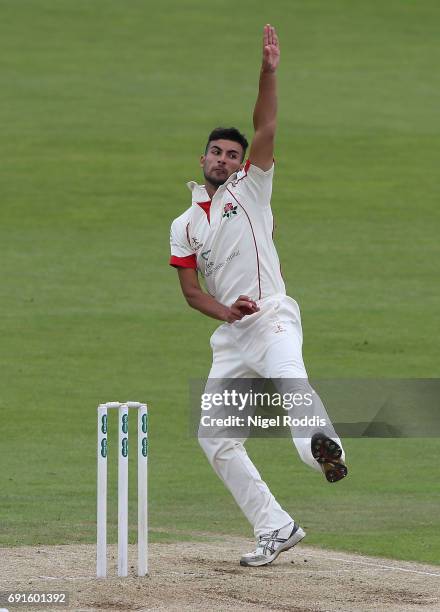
[169, 25, 348, 567]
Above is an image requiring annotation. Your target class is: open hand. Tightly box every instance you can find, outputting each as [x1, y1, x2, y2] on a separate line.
[262, 24, 280, 73]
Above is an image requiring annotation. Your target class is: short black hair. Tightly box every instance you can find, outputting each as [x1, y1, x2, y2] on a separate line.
[205, 127, 248, 161]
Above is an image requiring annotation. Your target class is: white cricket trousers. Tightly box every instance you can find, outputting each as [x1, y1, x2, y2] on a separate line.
[198, 294, 345, 537]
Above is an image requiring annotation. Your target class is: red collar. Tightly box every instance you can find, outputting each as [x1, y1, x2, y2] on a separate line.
[197, 200, 211, 224]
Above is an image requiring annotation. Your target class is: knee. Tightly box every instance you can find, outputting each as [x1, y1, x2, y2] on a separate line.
[275, 377, 312, 397]
[267, 362, 308, 379]
[197, 433, 240, 464]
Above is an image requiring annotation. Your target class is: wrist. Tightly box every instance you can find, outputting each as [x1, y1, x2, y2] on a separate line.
[220, 305, 231, 322]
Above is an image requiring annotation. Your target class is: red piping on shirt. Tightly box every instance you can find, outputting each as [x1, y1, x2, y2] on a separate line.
[232, 158, 275, 189]
[231, 159, 251, 187]
[272, 215, 284, 281]
[226, 187, 262, 300]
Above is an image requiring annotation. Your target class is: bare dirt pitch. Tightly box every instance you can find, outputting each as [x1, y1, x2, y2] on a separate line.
[1, 534, 439, 612]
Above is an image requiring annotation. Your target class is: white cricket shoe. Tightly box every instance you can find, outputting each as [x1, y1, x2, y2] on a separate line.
[239, 522, 306, 567]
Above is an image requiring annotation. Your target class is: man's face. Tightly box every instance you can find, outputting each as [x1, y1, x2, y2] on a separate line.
[200, 139, 244, 188]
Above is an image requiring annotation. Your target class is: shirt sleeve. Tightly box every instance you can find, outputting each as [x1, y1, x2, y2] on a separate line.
[169, 218, 197, 269]
[233, 160, 274, 208]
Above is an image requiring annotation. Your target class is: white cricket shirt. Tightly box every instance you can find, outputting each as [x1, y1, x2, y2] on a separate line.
[169, 160, 285, 306]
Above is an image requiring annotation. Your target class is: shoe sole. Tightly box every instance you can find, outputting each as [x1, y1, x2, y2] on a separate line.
[239, 526, 306, 567]
[311, 434, 348, 483]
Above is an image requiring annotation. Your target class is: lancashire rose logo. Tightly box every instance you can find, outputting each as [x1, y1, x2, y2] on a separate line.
[223, 202, 237, 218]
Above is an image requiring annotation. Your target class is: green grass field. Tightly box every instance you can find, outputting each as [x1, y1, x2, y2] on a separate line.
[1, 1, 439, 565]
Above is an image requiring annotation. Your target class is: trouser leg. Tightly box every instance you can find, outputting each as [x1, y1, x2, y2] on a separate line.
[198, 433, 293, 537]
[198, 326, 293, 537]
[255, 297, 345, 471]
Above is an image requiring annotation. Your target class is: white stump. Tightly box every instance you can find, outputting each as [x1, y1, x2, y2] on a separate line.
[117, 404, 129, 577]
[96, 404, 108, 578]
[137, 404, 149, 575]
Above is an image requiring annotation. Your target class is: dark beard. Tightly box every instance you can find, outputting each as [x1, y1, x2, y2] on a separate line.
[203, 169, 227, 188]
